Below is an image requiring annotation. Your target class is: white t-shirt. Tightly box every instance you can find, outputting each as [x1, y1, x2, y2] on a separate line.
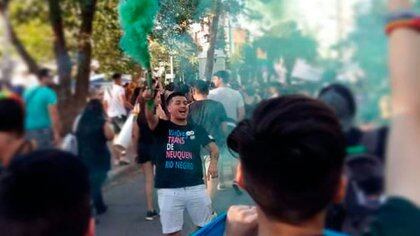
[208, 87, 245, 122]
[104, 84, 127, 118]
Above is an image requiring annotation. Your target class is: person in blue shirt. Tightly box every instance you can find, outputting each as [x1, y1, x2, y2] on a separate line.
[195, 96, 348, 236]
[24, 68, 61, 149]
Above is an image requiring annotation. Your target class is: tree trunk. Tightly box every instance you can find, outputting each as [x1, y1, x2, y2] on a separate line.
[47, 0, 73, 103]
[0, 0, 39, 74]
[74, 0, 97, 104]
[47, 0, 75, 134]
[204, 0, 222, 81]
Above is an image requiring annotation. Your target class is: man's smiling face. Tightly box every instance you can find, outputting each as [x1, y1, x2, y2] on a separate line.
[168, 96, 189, 121]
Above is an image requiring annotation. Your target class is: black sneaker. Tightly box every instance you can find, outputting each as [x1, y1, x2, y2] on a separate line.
[145, 210, 158, 221]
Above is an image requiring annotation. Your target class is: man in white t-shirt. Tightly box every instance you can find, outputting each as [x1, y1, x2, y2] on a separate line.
[208, 71, 245, 192]
[208, 71, 245, 123]
[103, 73, 133, 165]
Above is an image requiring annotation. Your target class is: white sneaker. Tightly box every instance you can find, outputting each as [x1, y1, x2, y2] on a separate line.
[217, 183, 227, 190]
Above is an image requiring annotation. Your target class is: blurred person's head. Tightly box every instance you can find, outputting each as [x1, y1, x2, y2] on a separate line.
[318, 84, 356, 132]
[0, 91, 25, 166]
[267, 82, 282, 98]
[37, 68, 53, 86]
[111, 73, 122, 85]
[82, 99, 106, 121]
[174, 83, 192, 102]
[165, 82, 175, 92]
[166, 92, 189, 124]
[212, 70, 230, 88]
[244, 85, 256, 97]
[0, 150, 94, 236]
[191, 80, 209, 101]
[88, 87, 104, 101]
[174, 83, 190, 96]
[228, 96, 346, 228]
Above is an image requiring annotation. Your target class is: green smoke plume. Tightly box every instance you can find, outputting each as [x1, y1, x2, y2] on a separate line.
[119, 0, 159, 70]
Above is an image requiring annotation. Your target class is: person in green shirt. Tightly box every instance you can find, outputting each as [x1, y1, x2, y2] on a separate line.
[24, 68, 61, 149]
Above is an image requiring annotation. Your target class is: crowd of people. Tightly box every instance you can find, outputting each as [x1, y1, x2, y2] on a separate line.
[0, 0, 420, 235]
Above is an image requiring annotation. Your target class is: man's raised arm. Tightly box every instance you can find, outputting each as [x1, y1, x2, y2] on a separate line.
[387, 0, 420, 204]
[143, 90, 160, 131]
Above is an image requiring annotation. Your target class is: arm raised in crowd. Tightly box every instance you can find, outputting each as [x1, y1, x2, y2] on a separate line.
[143, 90, 160, 131]
[387, 0, 420, 204]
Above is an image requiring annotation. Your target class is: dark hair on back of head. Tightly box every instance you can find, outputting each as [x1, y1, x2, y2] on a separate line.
[166, 92, 187, 106]
[0, 150, 91, 236]
[37, 68, 51, 80]
[173, 83, 190, 96]
[213, 70, 230, 83]
[227, 95, 346, 224]
[0, 97, 25, 136]
[192, 80, 209, 95]
[319, 84, 356, 117]
[112, 73, 122, 80]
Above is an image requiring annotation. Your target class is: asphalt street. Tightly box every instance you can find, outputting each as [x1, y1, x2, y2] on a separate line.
[96, 167, 254, 236]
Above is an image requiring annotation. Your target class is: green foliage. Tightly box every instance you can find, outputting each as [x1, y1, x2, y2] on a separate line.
[92, 0, 137, 74]
[234, 21, 318, 84]
[341, 0, 389, 123]
[243, 0, 286, 28]
[9, 0, 54, 63]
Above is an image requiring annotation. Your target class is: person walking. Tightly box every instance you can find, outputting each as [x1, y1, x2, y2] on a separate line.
[24, 68, 61, 149]
[103, 73, 133, 165]
[209, 71, 245, 123]
[132, 89, 159, 221]
[189, 80, 228, 199]
[76, 98, 115, 215]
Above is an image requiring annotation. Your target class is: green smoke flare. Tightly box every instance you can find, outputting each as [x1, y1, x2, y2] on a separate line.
[119, 0, 158, 72]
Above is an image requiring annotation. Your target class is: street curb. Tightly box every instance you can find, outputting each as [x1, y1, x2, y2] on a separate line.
[104, 164, 139, 187]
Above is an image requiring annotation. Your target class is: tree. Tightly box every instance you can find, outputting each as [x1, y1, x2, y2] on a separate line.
[92, 0, 138, 74]
[239, 21, 318, 82]
[204, 0, 221, 80]
[339, 0, 389, 123]
[6, 0, 98, 132]
[47, 0, 73, 102]
[203, 0, 243, 80]
[0, 0, 40, 74]
[152, 0, 202, 81]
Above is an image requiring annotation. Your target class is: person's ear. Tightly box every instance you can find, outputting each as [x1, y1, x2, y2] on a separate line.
[235, 162, 246, 189]
[167, 104, 173, 113]
[333, 175, 347, 204]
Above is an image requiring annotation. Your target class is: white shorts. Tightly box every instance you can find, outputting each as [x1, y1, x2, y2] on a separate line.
[157, 184, 212, 234]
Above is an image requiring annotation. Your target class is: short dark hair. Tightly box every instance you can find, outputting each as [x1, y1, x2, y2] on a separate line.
[37, 68, 51, 80]
[173, 83, 190, 96]
[0, 150, 91, 236]
[192, 80, 209, 95]
[112, 73, 122, 80]
[166, 92, 187, 106]
[227, 95, 346, 224]
[319, 84, 356, 118]
[0, 95, 24, 136]
[213, 70, 230, 83]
